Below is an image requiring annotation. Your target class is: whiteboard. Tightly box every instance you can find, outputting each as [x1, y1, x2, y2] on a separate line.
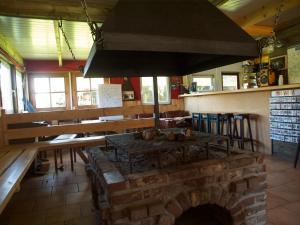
[97, 84, 123, 108]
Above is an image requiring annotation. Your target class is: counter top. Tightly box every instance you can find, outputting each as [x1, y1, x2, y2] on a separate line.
[179, 84, 300, 98]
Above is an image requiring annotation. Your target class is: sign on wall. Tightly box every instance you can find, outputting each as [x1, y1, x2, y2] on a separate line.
[97, 84, 123, 108]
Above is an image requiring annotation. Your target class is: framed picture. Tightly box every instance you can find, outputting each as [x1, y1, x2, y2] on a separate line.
[270, 55, 287, 70]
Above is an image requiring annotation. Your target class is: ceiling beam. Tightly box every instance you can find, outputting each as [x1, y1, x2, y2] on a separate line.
[0, 0, 116, 22]
[0, 32, 23, 66]
[239, 0, 300, 28]
[244, 25, 273, 37]
[53, 21, 63, 67]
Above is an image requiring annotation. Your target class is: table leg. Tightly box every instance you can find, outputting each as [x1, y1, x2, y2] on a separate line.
[74, 149, 77, 162]
[54, 149, 58, 173]
[70, 148, 74, 171]
[206, 143, 209, 159]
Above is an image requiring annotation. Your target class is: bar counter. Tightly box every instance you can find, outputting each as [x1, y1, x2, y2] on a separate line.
[180, 84, 300, 155]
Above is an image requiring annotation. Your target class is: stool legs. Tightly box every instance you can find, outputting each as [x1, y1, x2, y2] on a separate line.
[247, 118, 254, 152]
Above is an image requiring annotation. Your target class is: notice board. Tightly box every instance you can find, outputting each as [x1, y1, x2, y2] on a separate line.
[97, 84, 123, 108]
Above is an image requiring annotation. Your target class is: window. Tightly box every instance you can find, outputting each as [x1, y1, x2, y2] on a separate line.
[192, 76, 214, 92]
[74, 76, 104, 106]
[222, 73, 239, 91]
[29, 74, 69, 110]
[16, 70, 24, 113]
[141, 77, 170, 104]
[0, 61, 14, 113]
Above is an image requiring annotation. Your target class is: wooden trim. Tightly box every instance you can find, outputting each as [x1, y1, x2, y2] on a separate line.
[28, 72, 71, 111]
[5, 106, 154, 124]
[5, 119, 154, 140]
[1, 109, 8, 145]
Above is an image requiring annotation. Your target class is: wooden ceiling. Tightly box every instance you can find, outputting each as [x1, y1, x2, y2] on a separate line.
[0, 0, 299, 63]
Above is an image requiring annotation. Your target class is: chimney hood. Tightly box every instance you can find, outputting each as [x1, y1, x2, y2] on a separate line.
[83, 0, 258, 77]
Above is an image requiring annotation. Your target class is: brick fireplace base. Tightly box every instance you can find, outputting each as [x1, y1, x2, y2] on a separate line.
[88, 149, 266, 225]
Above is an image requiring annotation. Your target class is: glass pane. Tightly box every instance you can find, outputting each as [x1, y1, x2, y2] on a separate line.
[16, 71, 24, 113]
[76, 77, 90, 91]
[0, 61, 14, 113]
[50, 77, 65, 92]
[223, 75, 238, 91]
[34, 77, 50, 93]
[193, 77, 214, 92]
[141, 77, 154, 104]
[158, 77, 170, 103]
[77, 92, 92, 105]
[91, 78, 104, 90]
[51, 93, 66, 107]
[35, 93, 50, 108]
[91, 91, 97, 105]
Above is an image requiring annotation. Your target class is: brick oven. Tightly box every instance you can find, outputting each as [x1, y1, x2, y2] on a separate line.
[88, 147, 266, 225]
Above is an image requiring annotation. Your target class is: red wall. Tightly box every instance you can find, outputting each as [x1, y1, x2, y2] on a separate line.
[25, 60, 85, 73]
[25, 60, 182, 99]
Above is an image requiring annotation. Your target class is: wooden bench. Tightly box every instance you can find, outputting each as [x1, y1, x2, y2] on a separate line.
[0, 135, 106, 215]
[0, 146, 38, 214]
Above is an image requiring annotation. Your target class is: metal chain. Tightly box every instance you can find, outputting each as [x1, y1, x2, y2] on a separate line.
[58, 19, 77, 61]
[273, 0, 284, 29]
[80, 0, 100, 42]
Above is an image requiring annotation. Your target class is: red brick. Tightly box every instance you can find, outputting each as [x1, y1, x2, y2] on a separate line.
[230, 180, 248, 193]
[111, 191, 143, 205]
[158, 214, 175, 225]
[130, 206, 148, 221]
[176, 193, 191, 211]
[166, 199, 183, 218]
[148, 203, 164, 216]
[129, 174, 168, 188]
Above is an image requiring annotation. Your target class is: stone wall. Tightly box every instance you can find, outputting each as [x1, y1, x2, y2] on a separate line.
[88, 150, 267, 225]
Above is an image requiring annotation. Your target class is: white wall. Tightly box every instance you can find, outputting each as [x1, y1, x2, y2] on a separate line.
[185, 62, 244, 91]
[288, 44, 300, 84]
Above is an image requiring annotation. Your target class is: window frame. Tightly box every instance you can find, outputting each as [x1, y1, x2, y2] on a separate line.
[140, 76, 171, 105]
[221, 72, 240, 91]
[28, 73, 70, 111]
[71, 73, 107, 109]
[191, 75, 215, 92]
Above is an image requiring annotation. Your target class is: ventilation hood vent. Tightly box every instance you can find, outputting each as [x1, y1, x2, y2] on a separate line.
[84, 0, 258, 77]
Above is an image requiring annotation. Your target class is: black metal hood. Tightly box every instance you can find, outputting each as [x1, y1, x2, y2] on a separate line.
[84, 0, 258, 77]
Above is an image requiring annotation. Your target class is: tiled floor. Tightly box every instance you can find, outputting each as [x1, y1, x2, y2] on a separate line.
[0, 153, 300, 225]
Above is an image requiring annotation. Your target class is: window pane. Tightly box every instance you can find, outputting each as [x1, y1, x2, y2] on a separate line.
[141, 77, 154, 104]
[91, 78, 104, 90]
[158, 77, 170, 103]
[76, 77, 90, 91]
[193, 77, 214, 92]
[51, 93, 66, 107]
[77, 92, 92, 105]
[34, 77, 50, 93]
[16, 71, 24, 113]
[50, 77, 65, 92]
[35, 93, 50, 108]
[91, 91, 97, 105]
[222, 75, 238, 91]
[0, 61, 14, 113]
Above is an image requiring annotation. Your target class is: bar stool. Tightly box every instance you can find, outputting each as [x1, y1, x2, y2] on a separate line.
[207, 113, 221, 135]
[192, 113, 210, 132]
[232, 113, 254, 152]
[219, 113, 233, 140]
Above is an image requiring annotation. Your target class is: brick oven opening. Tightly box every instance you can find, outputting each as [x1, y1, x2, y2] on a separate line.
[175, 204, 233, 225]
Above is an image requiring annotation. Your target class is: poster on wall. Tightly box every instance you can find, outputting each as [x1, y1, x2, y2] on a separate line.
[97, 84, 123, 108]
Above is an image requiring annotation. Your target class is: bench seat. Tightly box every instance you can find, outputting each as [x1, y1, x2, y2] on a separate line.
[0, 147, 38, 214]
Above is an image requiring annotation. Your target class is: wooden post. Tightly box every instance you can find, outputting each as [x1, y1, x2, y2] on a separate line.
[153, 76, 160, 128]
[0, 109, 8, 146]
